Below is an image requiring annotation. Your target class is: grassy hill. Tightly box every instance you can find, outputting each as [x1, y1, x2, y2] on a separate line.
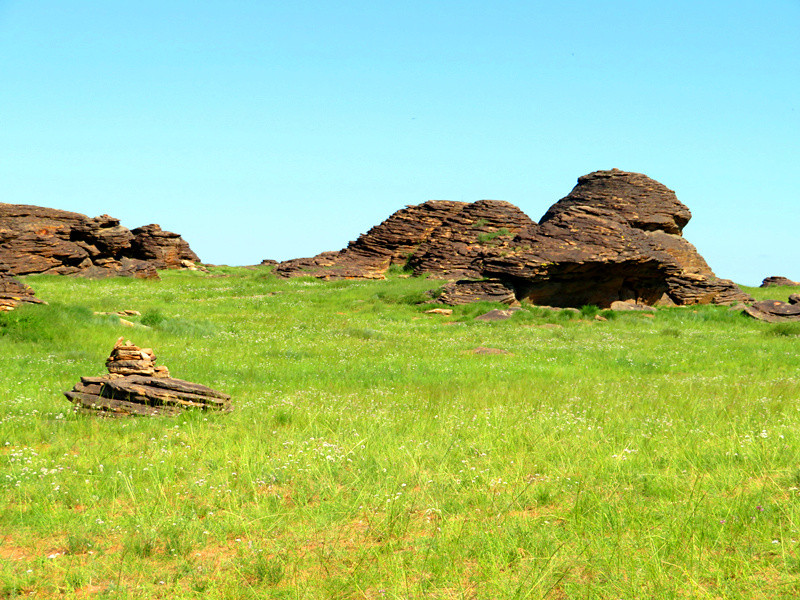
[2, 268, 800, 599]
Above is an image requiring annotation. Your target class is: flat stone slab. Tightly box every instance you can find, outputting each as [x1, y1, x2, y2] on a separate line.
[743, 300, 800, 323]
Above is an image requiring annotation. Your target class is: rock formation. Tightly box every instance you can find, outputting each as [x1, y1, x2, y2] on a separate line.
[0, 203, 200, 278]
[275, 201, 467, 279]
[743, 297, 800, 323]
[128, 224, 200, 271]
[0, 262, 45, 311]
[477, 170, 750, 307]
[64, 339, 231, 416]
[275, 169, 751, 308]
[761, 276, 800, 287]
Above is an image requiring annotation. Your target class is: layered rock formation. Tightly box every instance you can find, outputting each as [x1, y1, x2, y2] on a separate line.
[275, 169, 750, 308]
[0, 262, 45, 311]
[65, 339, 231, 417]
[276, 201, 466, 279]
[761, 276, 800, 287]
[0, 203, 199, 278]
[476, 170, 750, 307]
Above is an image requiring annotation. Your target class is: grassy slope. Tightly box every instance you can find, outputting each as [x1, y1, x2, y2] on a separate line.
[1, 270, 800, 599]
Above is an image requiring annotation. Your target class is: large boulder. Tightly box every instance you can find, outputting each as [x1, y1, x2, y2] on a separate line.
[274, 169, 750, 308]
[480, 169, 750, 307]
[0, 203, 199, 278]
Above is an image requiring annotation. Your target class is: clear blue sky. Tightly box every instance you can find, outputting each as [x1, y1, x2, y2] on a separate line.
[1, 1, 798, 286]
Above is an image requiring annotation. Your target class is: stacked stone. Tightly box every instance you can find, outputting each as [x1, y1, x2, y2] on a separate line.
[65, 339, 231, 417]
[0, 263, 45, 311]
[106, 341, 170, 377]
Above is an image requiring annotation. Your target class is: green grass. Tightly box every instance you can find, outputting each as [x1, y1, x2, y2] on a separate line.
[1, 270, 800, 598]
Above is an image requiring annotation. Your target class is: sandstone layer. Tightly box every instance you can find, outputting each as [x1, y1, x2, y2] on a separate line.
[0, 262, 45, 311]
[275, 169, 751, 308]
[0, 203, 200, 278]
[275, 201, 466, 279]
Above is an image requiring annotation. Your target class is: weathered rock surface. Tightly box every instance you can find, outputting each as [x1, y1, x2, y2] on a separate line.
[65, 339, 231, 417]
[275, 201, 467, 279]
[129, 224, 200, 270]
[743, 300, 800, 323]
[479, 170, 750, 308]
[0, 203, 199, 278]
[761, 276, 800, 287]
[435, 279, 517, 306]
[0, 262, 45, 311]
[408, 200, 535, 279]
[275, 169, 750, 308]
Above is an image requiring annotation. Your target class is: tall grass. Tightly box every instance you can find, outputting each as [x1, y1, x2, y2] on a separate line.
[1, 270, 800, 598]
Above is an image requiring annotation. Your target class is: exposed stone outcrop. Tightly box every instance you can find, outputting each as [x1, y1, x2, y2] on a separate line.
[0, 203, 199, 278]
[64, 339, 231, 417]
[275, 169, 750, 308]
[408, 200, 535, 279]
[129, 224, 200, 270]
[0, 262, 45, 311]
[478, 170, 750, 308]
[275, 201, 466, 279]
[761, 276, 800, 287]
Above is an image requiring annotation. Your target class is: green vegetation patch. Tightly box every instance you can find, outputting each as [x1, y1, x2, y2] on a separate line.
[2, 269, 800, 598]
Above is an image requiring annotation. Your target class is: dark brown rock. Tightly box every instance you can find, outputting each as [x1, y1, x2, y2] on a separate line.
[743, 300, 800, 323]
[0, 203, 199, 278]
[789, 294, 800, 305]
[479, 169, 751, 308]
[275, 201, 467, 279]
[761, 276, 800, 287]
[408, 200, 535, 279]
[274, 169, 750, 308]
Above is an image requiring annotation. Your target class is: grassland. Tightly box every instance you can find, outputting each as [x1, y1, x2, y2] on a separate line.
[1, 268, 800, 599]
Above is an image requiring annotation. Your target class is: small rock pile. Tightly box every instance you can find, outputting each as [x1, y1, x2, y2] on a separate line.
[105, 341, 170, 377]
[65, 338, 231, 416]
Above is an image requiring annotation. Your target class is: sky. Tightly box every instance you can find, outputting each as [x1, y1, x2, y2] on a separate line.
[1, 1, 798, 286]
